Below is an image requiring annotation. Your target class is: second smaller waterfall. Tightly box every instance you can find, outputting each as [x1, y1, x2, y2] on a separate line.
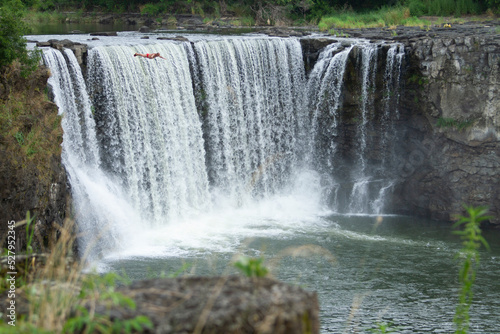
[306, 40, 405, 214]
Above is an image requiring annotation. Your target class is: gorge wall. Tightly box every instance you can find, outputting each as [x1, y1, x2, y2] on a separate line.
[0, 64, 69, 250]
[394, 25, 499, 224]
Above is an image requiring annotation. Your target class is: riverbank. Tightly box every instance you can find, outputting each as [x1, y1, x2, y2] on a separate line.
[22, 9, 500, 35]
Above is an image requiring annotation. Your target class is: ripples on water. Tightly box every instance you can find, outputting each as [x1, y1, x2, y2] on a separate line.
[102, 214, 500, 333]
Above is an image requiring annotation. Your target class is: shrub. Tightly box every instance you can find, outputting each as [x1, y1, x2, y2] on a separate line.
[0, 0, 41, 76]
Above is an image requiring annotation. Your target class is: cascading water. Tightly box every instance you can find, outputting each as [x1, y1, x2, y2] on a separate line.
[371, 43, 405, 213]
[87, 43, 211, 225]
[43, 48, 137, 256]
[193, 38, 305, 205]
[305, 40, 405, 214]
[42, 36, 405, 260]
[42, 37, 315, 260]
[305, 42, 354, 211]
[347, 44, 378, 213]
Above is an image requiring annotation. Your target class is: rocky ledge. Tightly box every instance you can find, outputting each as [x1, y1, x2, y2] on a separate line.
[2, 276, 319, 334]
[105, 276, 319, 334]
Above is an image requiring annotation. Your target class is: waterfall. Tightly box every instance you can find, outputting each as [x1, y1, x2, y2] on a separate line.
[347, 44, 378, 213]
[371, 44, 405, 213]
[193, 38, 305, 205]
[42, 36, 406, 259]
[305, 42, 353, 211]
[87, 43, 210, 225]
[305, 40, 405, 214]
[43, 38, 309, 259]
[43, 48, 137, 256]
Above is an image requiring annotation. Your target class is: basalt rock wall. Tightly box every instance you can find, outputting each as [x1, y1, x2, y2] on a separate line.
[395, 26, 500, 224]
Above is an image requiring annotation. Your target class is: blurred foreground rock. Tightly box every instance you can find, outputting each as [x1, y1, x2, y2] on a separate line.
[99, 276, 319, 334]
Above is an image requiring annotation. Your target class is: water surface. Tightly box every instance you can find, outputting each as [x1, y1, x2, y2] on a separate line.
[101, 213, 500, 333]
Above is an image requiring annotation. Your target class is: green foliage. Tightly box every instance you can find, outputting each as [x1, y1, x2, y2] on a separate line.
[486, 0, 500, 12]
[24, 211, 35, 255]
[318, 6, 426, 30]
[369, 321, 399, 333]
[234, 255, 268, 277]
[402, 0, 481, 16]
[14, 131, 25, 145]
[0, 0, 41, 76]
[63, 272, 153, 334]
[436, 117, 473, 131]
[407, 73, 429, 88]
[63, 306, 152, 334]
[453, 205, 491, 334]
[140, 2, 164, 15]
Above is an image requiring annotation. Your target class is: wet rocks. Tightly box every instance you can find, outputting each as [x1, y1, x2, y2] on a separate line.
[36, 39, 88, 66]
[157, 36, 189, 42]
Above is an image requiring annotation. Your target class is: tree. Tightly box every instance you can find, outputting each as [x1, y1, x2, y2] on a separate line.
[0, 0, 40, 76]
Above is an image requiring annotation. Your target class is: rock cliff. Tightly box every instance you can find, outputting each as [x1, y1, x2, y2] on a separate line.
[0, 63, 69, 250]
[397, 25, 500, 223]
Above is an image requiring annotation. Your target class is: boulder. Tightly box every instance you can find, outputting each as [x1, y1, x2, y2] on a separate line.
[89, 32, 118, 36]
[157, 36, 189, 42]
[98, 276, 319, 334]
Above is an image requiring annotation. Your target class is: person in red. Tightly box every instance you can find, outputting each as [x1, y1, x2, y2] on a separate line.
[134, 52, 166, 60]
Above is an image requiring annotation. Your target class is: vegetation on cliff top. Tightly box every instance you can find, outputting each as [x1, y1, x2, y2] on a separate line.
[1, 1, 62, 238]
[0, 0, 40, 75]
[8, 0, 500, 28]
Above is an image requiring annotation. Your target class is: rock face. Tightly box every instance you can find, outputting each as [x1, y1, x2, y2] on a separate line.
[37, 39, 88, 67]
[0, 64, 69, 251]
[396, 28, 500, 223]
[98, 276, 319, 334]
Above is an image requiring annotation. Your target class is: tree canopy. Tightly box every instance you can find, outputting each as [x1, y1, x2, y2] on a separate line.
[0, 0, 40, 75]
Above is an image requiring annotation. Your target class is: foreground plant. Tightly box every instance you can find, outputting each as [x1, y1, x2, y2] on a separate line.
[453, 205, 490, 334]
[0, 218, 152, 333]
[234, 255, 269, 277]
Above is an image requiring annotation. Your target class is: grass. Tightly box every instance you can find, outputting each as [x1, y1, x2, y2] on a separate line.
[318, 6, 433, 31]
[317, 2, 499, 31]
[0, 63, 62, 170]
[436, 117, 474, 131]
[0, 62, 63, 176]
[406, 0, 482, 17]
